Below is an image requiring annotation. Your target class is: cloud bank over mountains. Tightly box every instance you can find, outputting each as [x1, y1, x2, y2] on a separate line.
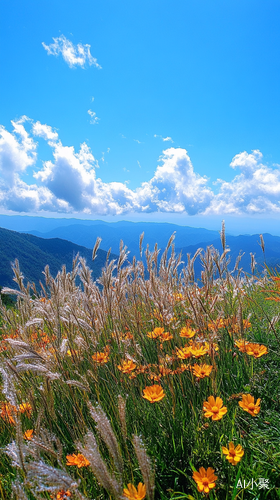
[1, 117, 280, 216]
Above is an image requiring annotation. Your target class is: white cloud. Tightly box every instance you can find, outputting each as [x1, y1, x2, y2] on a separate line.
[0, 118, 37, 187]
[88, 110, 100, 125]
[154, 134, 174, 143]
[32, 121, 59, 142]
[2, 118, 280, 217]
[136, 148, 213, 214]
[134, 139, 143, 144]
[42, 35, 101, 69]
[208, 150, 280, 215]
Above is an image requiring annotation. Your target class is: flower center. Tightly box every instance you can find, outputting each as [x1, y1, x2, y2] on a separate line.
[229, 450, 236, 457]
[248, 403, 255, 410]
[202, 478, 210, 485]
[212, 406, 219, 413]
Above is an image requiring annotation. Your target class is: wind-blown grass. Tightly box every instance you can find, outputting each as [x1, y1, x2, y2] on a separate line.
[0, 233, 279, 499]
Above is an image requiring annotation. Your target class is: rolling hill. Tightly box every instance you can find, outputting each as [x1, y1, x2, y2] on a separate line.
[22, 221, 220, 260]
[0, 227, 118, 290]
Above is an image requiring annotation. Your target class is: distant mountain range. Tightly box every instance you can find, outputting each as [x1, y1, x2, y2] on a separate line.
[1, 216, 280, 290]
[0, 227, 118, 290]
[0, 215, 219, 260]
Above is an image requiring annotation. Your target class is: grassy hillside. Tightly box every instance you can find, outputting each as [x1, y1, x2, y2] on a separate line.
[0, 227, 118, 289]
[0, 237, 279, 499]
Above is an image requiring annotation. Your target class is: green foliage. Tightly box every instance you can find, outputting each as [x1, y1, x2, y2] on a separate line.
[0, 243, 280, 499]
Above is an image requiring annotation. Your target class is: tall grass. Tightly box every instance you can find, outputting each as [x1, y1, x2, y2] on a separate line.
[0, 232, 279, 499]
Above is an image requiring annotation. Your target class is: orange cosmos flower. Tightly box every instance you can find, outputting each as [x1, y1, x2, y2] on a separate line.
[173, 293, 183, 302]
[222, 442, 244, 465]
[147, 327, 165, 339]
[123, 482, 146, 500]
[118, 359, 137, 373]
[158, 365, 172, 376]
[245, 343, 268, 358]
[66, 453, 90, 468]
[203, 396, 227, 421]
[142, 384, 165, 403]
[51, 491, 71, 500]
[235, 339, 249, 353]
[23, 429, 34, 440]
[159, 331, 173, 342]
[243, 319, 251, 329]
[193, 467, 217, 494]
[176, 346, 192, 359]
[92, 346, 110, 364]
[191, 364, 213, 379]
[0, 402, 17, 425]
[238, 394, 261, 416]
[208, 318, 226, 331]
[19, 402, 32, 418]
[180, 327, 196, 339]
[189, 343, 209, 358]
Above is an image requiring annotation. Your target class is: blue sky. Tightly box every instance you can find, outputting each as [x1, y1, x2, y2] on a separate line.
[1, 0, 280, 233]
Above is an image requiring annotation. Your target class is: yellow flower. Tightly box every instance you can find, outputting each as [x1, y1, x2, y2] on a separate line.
[193, 467, 217, 494]
[235, 339, 249, 353]
[159, 331, 173, 342]
[118, 359, 137, 373]
[179, 327, 196, 339]
[222, 442, 244, 465]
[208, 318, 226, 331]
[0, 402, 17, 425]
[142, 384, 165, 403]
[191, 364, 213, 379]
[158, 365, 172, 376]
[51, 491, 71, 500]
[203, 396, 227, 421]
[66, 453, 90, 468]
[147, 327, 164, 339]
[123, 482, 146, 500]
[238, 394, 261, 416]
[176, 346, 192, 359]
[189, 343, 209, 358]
[245, 343, 268, 358]
[92, 346, 110, 364]
[23, 429, 34, 440]
[19, 402, 32, 418]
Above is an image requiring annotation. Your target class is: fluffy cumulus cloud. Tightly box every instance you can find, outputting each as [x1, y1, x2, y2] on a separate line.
[209, 150, 280, 215]
[42, 35, 101, 69]
[1, 117, 280, 216]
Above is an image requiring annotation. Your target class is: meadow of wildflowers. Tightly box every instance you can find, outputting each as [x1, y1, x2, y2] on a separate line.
[0, 231, 279, 499]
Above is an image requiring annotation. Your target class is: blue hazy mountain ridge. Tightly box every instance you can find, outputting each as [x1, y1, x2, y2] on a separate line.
[0, 227, 118, 290]
[176, 233, 280, 276]
[0, 215, 109, 232]
[19, 222, 220, 261]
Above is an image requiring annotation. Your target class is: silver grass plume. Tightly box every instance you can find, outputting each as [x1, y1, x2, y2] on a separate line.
[139, 232, 144, 258]
[117, 395, 127, 441]
[220, 220, 226, 252]
[88, 402, 123, 476]
[11, 479, 29, 500]
[259, 234, 265, 254]
[0, 363, 18, 406]
[26, 460, 78, 494]
[77, 431, 123, 499]
[15, 363, 61, 380]
[250, 252, 256, 275]
[92, 237, 102, 261]
[5, 440, 27, 469]
[132, 435, 155, 500]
